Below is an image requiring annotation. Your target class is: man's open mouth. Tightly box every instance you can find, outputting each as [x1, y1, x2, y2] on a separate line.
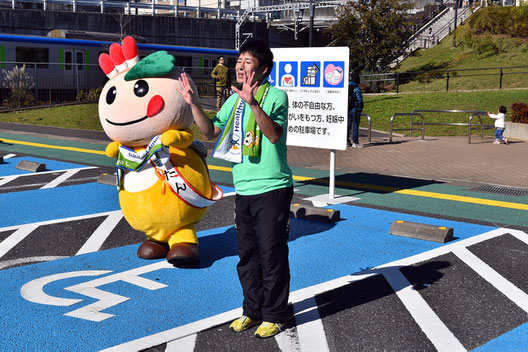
[106, 116, 148, 126]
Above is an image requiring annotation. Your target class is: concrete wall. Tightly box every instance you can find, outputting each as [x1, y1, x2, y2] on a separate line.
[505, 122, 528, 141]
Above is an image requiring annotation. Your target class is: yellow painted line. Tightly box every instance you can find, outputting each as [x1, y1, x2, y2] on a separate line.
[3, 137, 527, 211]
[0, 138, 106, 155]
[289, 176, 528, 211]
[396, 189, 528, 211]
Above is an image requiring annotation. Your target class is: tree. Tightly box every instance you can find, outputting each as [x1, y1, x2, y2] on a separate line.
[326, 0, 413, 73]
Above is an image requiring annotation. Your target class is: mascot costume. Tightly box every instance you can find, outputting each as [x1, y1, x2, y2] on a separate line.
[98, 36, 222, 266]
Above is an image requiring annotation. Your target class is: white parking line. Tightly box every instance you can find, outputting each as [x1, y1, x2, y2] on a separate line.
[102, 228, 527, 352]
[453, 246, 528, 313]
[165, 334, 197, 352]
[293, 296, 330, 352]
[0, 224, 39, 259]
[76, 211, 124, 255]
[383, 267, 466, 352]
[41, 168, 83, 189]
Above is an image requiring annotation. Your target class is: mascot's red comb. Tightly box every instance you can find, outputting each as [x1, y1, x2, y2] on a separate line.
[98, 36, 140, 79]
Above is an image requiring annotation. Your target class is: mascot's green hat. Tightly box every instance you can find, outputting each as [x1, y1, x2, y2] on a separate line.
[124, 51, 176, 81]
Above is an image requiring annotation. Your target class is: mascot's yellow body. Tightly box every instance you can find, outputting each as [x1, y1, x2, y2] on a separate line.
[98, 37, 221, 266]
[110, 133, 210, 246]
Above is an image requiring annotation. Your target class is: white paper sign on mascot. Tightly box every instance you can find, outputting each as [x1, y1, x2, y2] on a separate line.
[98, 36, 222, 266]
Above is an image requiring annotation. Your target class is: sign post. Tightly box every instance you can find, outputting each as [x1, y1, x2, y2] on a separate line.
[270, 47, 350, 202]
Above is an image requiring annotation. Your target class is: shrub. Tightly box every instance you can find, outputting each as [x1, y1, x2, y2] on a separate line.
[2, 65, 35, 108]
[77, 87, 102, 102]
[511, 102, 528, 124]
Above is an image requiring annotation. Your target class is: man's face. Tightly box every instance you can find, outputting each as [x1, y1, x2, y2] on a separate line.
[219, 57, 225, 65]
[235, 52, 267, 84]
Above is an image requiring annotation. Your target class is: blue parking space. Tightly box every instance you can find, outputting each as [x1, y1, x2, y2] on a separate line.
[0, 156, 89, 176]
[0, 196, 495, 350]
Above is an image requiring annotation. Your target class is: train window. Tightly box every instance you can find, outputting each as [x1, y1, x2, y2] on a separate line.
[64, 50, 72, 70]
[174, 55, 191, 68]
[227, 58, 235, 69]
[204, 59, 209, 68]
[76, 51, 84, 71]
[15, 47, 49, 68]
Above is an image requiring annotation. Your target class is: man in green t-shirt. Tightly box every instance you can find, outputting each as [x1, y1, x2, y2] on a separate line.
[211, 55, 231, 111]
[178, 39, 293, 339]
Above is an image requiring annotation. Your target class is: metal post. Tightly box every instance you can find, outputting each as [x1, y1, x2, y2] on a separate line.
[33, 63, 38, 104]
[499, 68, 503, 89]
[329, 150, 335, 199]
[446, 71, 450, 91]
[453, 1, 458, 48]
[308, 0, 314, 47]
[396, 73, 399, 93]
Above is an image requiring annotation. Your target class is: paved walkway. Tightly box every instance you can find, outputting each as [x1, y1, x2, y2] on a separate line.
[1, 122, 526, 189]
[288, 132, 527, 188]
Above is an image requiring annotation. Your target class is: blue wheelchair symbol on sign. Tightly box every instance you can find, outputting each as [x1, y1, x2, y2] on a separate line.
[300, 62, 321, 87]
[278, 62, 298, 87]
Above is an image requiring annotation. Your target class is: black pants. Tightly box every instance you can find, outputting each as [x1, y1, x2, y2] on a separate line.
[234, 185, 293, 323]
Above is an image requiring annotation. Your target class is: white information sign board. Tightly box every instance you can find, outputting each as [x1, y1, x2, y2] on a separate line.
[270, 47, 350, 151]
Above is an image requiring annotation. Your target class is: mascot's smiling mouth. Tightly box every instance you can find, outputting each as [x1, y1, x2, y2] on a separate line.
[105, 94, 165, 127]
[106, 116, 148, 126]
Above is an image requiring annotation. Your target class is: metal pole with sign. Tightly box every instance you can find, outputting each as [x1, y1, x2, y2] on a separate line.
[271, 47, 353, 205]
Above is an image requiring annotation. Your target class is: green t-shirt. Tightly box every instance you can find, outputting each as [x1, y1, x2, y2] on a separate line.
[211, 84, 293, 196]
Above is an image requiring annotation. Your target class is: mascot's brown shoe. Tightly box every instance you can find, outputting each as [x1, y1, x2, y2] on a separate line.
[137, 240, 170, 259]
[166, 243, 200, 266]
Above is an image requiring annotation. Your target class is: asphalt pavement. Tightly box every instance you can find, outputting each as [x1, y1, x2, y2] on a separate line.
[1, 104, 528, 351]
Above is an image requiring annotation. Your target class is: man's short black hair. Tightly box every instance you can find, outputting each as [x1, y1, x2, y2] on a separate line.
[499, 105, 507, 114]
[217, 55, 224, 61]
[238, 39, 274, 78]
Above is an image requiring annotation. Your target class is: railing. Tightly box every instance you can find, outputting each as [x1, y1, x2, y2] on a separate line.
[1, 0, 251, 19]
[389, 109, 493, 144]
[361, 65, 528, 93]
[361, 112, 372, 142]
[389, 112, 425, 143]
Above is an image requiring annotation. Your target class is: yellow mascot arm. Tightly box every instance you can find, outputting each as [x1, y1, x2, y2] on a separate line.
[105, 141, 121, 158]
[161, 128, 194, 148]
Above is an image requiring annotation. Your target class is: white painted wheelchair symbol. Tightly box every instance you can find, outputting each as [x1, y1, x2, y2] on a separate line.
[20, 261, 172, 322]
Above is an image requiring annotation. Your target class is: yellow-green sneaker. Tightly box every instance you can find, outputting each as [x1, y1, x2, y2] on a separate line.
[254, 321, 284, 338]
[229, 316, 261, 332]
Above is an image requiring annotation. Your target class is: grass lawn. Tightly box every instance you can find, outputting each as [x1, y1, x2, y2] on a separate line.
[1, 89, 525, 138]
[0, 103, 217, 141]
[396, 30, 528, 92]
[363, 89, 528, 136]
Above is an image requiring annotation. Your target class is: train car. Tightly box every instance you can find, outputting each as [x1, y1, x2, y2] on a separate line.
[0, 32, 238, 104]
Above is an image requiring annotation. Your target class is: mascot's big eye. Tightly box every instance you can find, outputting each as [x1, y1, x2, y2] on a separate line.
[134, 80, 149, 97]
[106, 86, 117, 105]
